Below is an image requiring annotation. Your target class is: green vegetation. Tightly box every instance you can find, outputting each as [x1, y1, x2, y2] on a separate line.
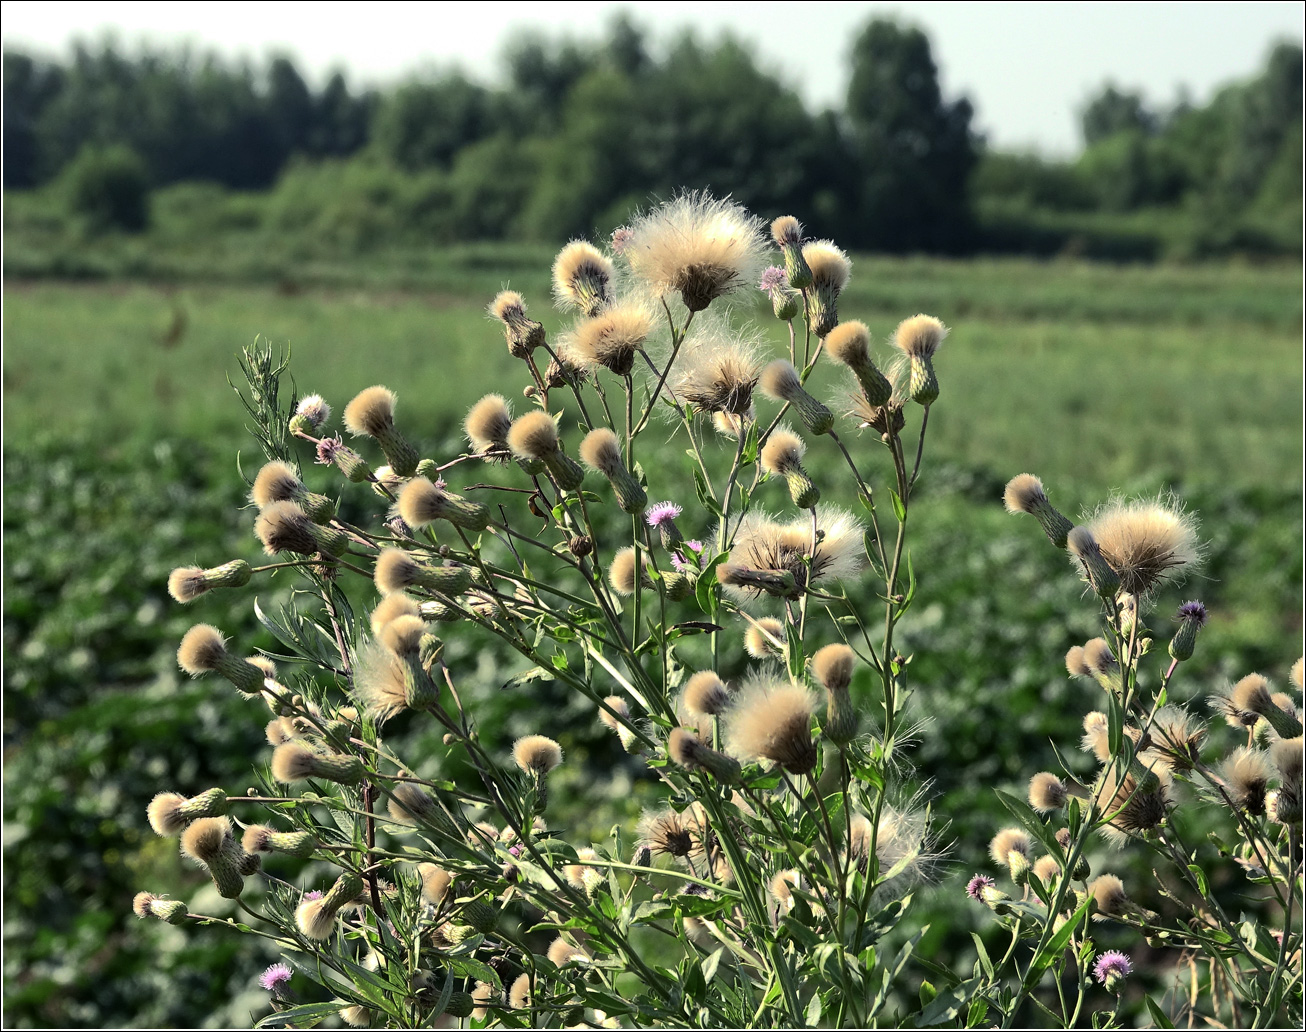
[3, 252, 1300, 1025]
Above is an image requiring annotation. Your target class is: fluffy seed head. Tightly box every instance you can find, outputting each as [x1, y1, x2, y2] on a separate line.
[507, 411, 560, 460]
[180, 816, 232, 864]
[295, 898, 337, 940]
[465, 394, 513, 454]
[489, 290, 527, 323]
[374, 548, 421, 595]
[812, 643, 856, 691]
[513, 735, 563, 775]
[1081, 711, 1111, 763]
[744, 617, 786, 658]
[354, 642, 408, 723]
[1291, 658, 1304, 691]
[167, 566, 208, 603]
[552, 240, 615, 315]
[1096, 767, 1173, 843]
[343, 385, 396, 438]
[826, 321, 871, 365]
[1065, 646, 1091, 677]
[638, 807, 694, 858]
[725, 677, 818, 774]
[722, 508, 865, 602]
[1145, 706, 1207, 771]
[147, 793, 188, 835]
[624, 192, 767, 312]
[609, 546, 647, 596]
[1219, 747, 1273, 814]
[1082, 638, 1118, 676]
[1087, 495, 1201, 596]
[761, 428, 806, 474]
[683, 671, 730, 718]
[770, 215, 801, 246]
[177, 624, 227, 675]
[509, 973, 531, 1010]
[1231, 673, 1274, 715]
[370, 593, 420, 636]
[1029, 772, 1068, 813]
[1089, 874, 1130, 917]
[293, 393, 331, 430]
[988, 827, 1032, 868]
[269, 742, 319, 783]
[1003, 474, 1048, 515]
[759, 359, 803, 402]
[251, 461, 304, 509]
[801, 241, 851, 293]
[254, 500, 318, 556]
[892, 315, 947, 359]
[1032, 854, 1061, 887]
[380, 614, 427, 656]
[676, 334, 762, 417]
[567, 303, 655, 376]
[579, 428, 624, 475]
[418, 863, 453, 905]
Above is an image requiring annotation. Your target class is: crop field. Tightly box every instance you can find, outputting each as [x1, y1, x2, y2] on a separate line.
[3, 253, 1302, 1027]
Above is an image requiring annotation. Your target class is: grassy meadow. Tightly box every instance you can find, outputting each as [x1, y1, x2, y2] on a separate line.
[3, 252, 1303, 1027]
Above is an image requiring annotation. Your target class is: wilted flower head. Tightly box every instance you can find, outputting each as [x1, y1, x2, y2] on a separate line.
[674, 324, 763, 416]
[638, 807, 695, 859]
[724, 675, 817, 774]
[720, 507, 865, 603]
[966, 874, 996, 901]
[623, 192, 767, 312]
[513, 734, 563, 776]
[1095, 765, 1172, 846]
[566, 301, 655, 376]
[1086, 494, 1201, 596]
[552, 240, 615, 317]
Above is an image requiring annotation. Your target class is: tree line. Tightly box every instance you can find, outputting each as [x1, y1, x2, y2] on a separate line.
[3, 17, 1300, 256]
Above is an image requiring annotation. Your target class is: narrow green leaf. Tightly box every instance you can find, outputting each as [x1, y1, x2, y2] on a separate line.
[970, 932, 994, 979]
[1145, 996, 1176, 1028]
[805, 993, 823, 1027]
[256, 1002, 348, 1028]
[889, 489, 906, 523]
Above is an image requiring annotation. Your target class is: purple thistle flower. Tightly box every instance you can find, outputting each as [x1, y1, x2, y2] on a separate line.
[303, 889, 324, 901]
[259, 962, 293, 992]
[1093, 950, 1132, 987]
[434, 475, 448, 490]
[315, 434, 344, 465]
[1176, 600, 1208, 626]
[758, 266, 788, 293]
[671, 540, 705, 572]
[509, 844, 523, 858]
[966, 874, 995, 901]
[645, 501, 682, 528]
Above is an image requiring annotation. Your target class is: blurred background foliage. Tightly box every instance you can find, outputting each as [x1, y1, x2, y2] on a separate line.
[2, 12, 1302, 1029]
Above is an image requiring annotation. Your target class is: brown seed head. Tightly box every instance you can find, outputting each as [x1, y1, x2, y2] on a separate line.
[638, 807, 695, 858]
[343, 385, 396, 438]
[675, 327, 762, 415]
[1219, 747, 1273, 814]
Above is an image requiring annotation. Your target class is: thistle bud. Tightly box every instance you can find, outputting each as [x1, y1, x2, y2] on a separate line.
[761, 428, 820, 508]
[167, 560, 252, 603]
[1067, 527, 1121, 599]
[374, 547, 471, 597]
[343, 386, 419, 477]
[801, 241, 850, 337]
[252, 460, 337, 523]
[177, 624, 267, 695]
[826, 321, 892, 407]
[397, 478, 490, 532]
[271, 742, 364, 785]
[892, 315, 946, 406]
[579, 428, 646, 514]
[489, 291, 546, 358]
[759, 360, 834, 436]
[460, 900, 499, 934]
[507, 412, 585, 490]
[770, 217, 813, 288]
[254, 501, 348, 558]
[1168, 600, 1207, 661]
[289, 393, 331, 435]
[1002, 474, 1074, 549]
[568, 534, 594, 558]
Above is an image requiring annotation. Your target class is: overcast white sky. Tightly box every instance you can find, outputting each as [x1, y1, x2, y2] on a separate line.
[4, 2, 1302, 155]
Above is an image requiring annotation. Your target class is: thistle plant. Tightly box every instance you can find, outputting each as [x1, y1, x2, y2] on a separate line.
[132, 191, 1300, 1029]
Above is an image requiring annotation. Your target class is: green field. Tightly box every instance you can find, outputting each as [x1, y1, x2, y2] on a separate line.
[3, 254, 1303, 1027]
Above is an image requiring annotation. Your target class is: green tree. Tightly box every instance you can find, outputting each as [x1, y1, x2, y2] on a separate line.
[844, 19, 978, 252]
[62, 143, 150, 232]
[372, 77, 494, 171]
[1080, 84, 1157, 145]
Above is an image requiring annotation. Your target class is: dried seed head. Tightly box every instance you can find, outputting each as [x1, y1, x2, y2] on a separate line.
[624, 192, 767, 312]
[1032, 855, 1061, 887]
[770, 869, 799, 907]
[1219, 746, 1273, 814]
[812, 643, 856, 692]
[802, 241, 851, 295]
[1145, 706, 1207, 772]
[567, 302, 654, 376]
[744, 617, 786, 659]
[725, 677, 818, 774]
[513, 734, 563, 775]
[722, 508, 865, 603]
[1232, 673, 1274, 714]
[343, 385, 396, 438]
[167, 566, 209, 603]
[488, 290, 546, 357]
[598, 695, 631, 731]
[1003, 474, 1074, 549]
[675, 326, 762, 416]
[380, 614, 427, 656]
[1067, 526, 1121, 598]
[683, 671, 730, 718]
[1096, 766, 1172, 845]
[1083, 638, 1118, 676]
[418, 863, 453, 905]
[370, 593, 421, 636]
[507, 411, 560, 460]
[1029, 772, 1068, 813]
[770, 215, 801, 246]
[638, 807, 695, 858]
[893, 314, 947, 359]
[1065, 646, 1091, 677]
[396, 478, 489, 531]
[465, 394, 513, 454]
[552, 240, 615, 316]
[255, 500, 344, 557]
[1087, 495, 1201, 597]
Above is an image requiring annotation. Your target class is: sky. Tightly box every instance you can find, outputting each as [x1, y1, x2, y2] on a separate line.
[4, 1, 1303, 155]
